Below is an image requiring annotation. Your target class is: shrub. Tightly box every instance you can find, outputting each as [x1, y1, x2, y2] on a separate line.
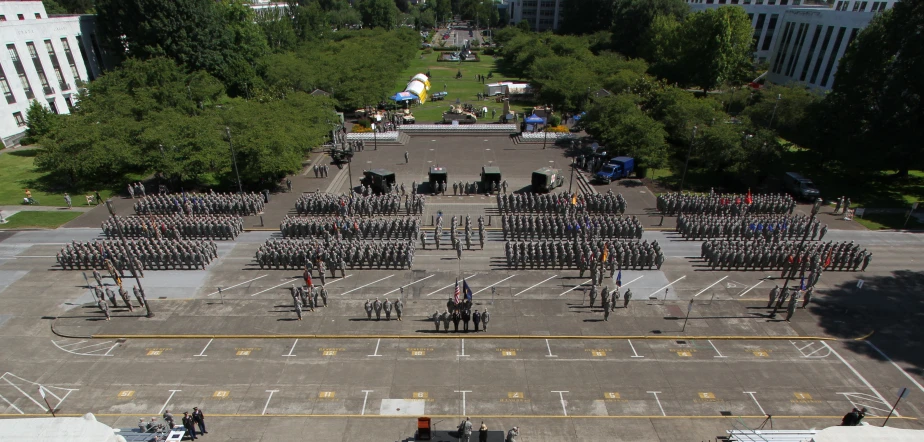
[356, 118, 371, 128]
[547, 115, 562, 126]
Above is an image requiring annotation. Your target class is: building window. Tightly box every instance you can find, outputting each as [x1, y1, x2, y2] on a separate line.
[821, 27, 847, 87]
[0, 15, 6, 22]
[762, 14, 780, 51]
[810, 26, 834, 84]
[754, 13, 767, 44]
[47, 99, 58, 114]
[879, 2, 887, 12]
[35, 13, 41, 19]
[800, 25, 823, 81]
[7, 44, 35, 99]
[852, 1, 861, 11]
[859, 1, 868, 11]
[0, 66, 14, 104]
[781, 0, 789, 4]
[17, 14, 24, 20]
[871, 2, 880, 11]
[771, 22, 795, 74]
[64, 95, 74, 110]
[786, 24, 810, 77]
[60, 38, 81, 82]
[13, 112, 25, 127]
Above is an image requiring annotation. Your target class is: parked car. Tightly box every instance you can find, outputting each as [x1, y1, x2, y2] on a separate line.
[783, 172, 821, 200]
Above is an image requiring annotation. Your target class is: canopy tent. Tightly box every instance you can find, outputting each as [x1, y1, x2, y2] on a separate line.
[0, 414, 126, 442]
[390, 91, 417, 102]
[573, 111, 586, 121]
[410, 74, 431, 90]
[405, 80, 428, 104]
[525, 114, 546, 124]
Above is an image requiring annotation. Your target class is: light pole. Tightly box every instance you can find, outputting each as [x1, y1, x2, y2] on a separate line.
[568, 157, 575, 193]
[771, 197, 822, 318]
[104, 199, 154, 318]
[768, 93, 782, 130]
[225, 127, 247, 215]
[372, 122, 378, 151]
[678, 125, 698, 193]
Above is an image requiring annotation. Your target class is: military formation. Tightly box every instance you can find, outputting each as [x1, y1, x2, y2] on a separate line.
[57, 238, 218, 270]
[657, 192, 797, 215]
[102, 215, 243, 240]
[502, 214, 644, 240]
[91, 279, 146, 319]
[676, 214, 827, 241]
[504, 239, 664, 270]
[496, 191, 627, 215]
[700, 239, 872, 272]
[289, 284, 331, 320]
[453, 181, 494, 195]
[133, 192, 265, 216]
[429, 299, 489, 332]
[280, 216, 421, 240]
[587, 285, 634, 321]
[255, 238, 415, 270]
[294, 192, 426, 216]
[429, 214, 486, 251]
[362, 297, 405, 321]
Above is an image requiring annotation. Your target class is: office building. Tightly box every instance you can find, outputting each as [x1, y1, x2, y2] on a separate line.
[505, 0, 565, 32]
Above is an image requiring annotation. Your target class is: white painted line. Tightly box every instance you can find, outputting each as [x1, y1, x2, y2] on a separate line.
[837, 392, 893, 416]
[340, 274, 396, 295]
[804, 346, 828, 357]
[472, 275, 516, 295]
[425, 274, 478, 297]
[458, 339, 468, 357]
[822, 341, 897, 417]
[648, 391, 666, 416]
[738, 279, 767, 297]
[383, 275, 434, 295]
[708, 340, 727, 358]
[694, 276, 728, 297]
[514, 275, 557, 296]
[262, 390, 278, 415]
[552, 391, 569, 416]
[628, 340, 644, 358]
[194, 339, 213, 357]
[207, 275, 267, 296]
[559, 279, 591, 296]
[55, 340, 87, 348]
[621, 275, 644, 288]
[368, 339, 382, 357]
[323, 274, 353, 286]
[454, 390, 471, 416]
[0, 392, 23, 414]
[158, 390, 181, 415]
[2, 379, 45, 411]
[545, 339, 557, 358]
[361, 390, 374, 416]
[65, 341, 114, 353]
[283, 339, 298, 357]
[865, 341, 924, 394]
[13, 255, 57, 258]
[250, 279, 297, 297]
[744, 392, 766, 416]
[651, 276, 686, 298]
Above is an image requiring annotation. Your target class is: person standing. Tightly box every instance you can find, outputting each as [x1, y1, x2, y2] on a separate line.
[460, 417, 473, 442]
[94, 190, 102, 205]
[506, 426, 519, 442]
[785, 292, 798, 322]
[163, 410, 175, 429]
[182, 412, 197, 440]
[461, 308, 471, 332]
[127, 184, 135, 199]
[479, 422, 488, 442]
[394, 298, 403, 321]
[481, 309, 490, 332]
[97, 299, 110, 321]
[383, 297, 393, 320]
[623, 289, 632, 308]
[802, 287, 813, 309]
[192, 407, 206, 434]
[294, 300, 303, 320]
[433, 311, 441, 332]
[64, 193, 72, 209]
[473, 310, 481, 331]
[441, 310, 451, 332]
[373, 298, 382, 320]
[404, 151, 409, 164]
[452, 310, 461, 332]
[602, 296, 610, 321]
[364, 300, 373, 320]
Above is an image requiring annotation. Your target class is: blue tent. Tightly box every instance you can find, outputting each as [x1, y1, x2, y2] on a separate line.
[390, 91, 416, 101]
[573, 111, 587, 121]
[525, 114, 546, 124]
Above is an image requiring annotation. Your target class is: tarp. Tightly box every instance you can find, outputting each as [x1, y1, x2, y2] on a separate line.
[410, 74, 430, 90]
[573, 111, 586, 121]
[525, 114, 546, 124]
[405, 80, 428, 104]
[390, 92, 416, 102]
[0, 414, 126, 442]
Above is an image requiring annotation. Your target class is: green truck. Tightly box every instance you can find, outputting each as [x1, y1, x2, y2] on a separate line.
[480, 166, 501, 193]
[531, 167, 563, 193]
[428, 166, 448, 193]
[361, 169, 396, 193]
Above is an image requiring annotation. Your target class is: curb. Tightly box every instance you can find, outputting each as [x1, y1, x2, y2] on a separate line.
[90, 334, 835, 341]
[0, 413, 911, 420]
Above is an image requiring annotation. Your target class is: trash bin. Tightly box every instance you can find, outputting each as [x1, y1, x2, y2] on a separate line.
[417, 416, 431, 440]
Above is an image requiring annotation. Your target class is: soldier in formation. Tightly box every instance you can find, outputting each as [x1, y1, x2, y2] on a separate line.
[102, 214, 243, 240]
[453, 181, 483, 195]
[502, 214, 643, 240]
[504, 239, 664, 270]
[133, 192, 264, 216]
[312, 165, 330, 177]
[701, 239, 871, 272]
[677, 214, 827, 241]
[348, 140, 366, 152]
[255, 238, 415, 270]
[280, 216, 421, 240]
[657, 192, 796, 216]
[497, 190, 627, 215]
[295, 192, 425, 216]
[57, 238, 218, 270]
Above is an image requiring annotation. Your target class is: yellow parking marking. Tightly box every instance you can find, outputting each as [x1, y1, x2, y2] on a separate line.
[412, 392, 428, 399]
[322, 350, 337, 356]
[508, 392, 524, 399]
[604, 392, 620, 399]
[146, 350, 163, 356]
[501, 350, 516, 356]
[698, 392, 715, 399]
[677, 351, 692, 357]
[794, 392, 812, 400]
[753, 351, 769, 357]
[236, 350, 252, 356]
[117, 390, 135, 398]
[318, 391, 336, 399]
[213, 390, 230, 399]
[591, 351, 606, 357]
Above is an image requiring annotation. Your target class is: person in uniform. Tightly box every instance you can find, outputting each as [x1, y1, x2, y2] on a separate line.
[785, 292, 799, 322]
[481, 309, 490, 332]
[461, 308, 471, 332]
[433, 311, 441, 331]
[623, 289, 632, 308]
[768, 285, 780, 308]
[182, 411, 197, 440]
[473, 309, 481, 331]
[163, 410, 175, 429]
[192, 408, 206, 435]
[373, 298, 383, 320]
[441, 310, 451, 332]
[506, 426, 519, 442]
[602, 295, 610, 321]
[98, 299, 111, 320]
[364, 300, 373, 320]
[452, 310, 461, 332]
[294, 298, 303, 320]
[383, 298, 393, 320]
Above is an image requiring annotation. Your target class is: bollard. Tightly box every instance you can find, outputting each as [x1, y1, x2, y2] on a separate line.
[431, 215, 434, 226]
[488, 215, 491, 226]
[260, 215, 265, 227]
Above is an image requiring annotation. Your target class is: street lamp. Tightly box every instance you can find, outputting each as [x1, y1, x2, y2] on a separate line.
[768, 93, 782, 130]
[104, 200, 154, 318]
[678, 125, 698, 193]
[771, 197, 823, 318]
[568, 157, 575, 193]
[225, 127, 248, 215]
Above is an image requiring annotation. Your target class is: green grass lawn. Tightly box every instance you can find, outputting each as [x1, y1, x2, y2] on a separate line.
[392, 51, 533, 123]
[0, 210, 82, 229]
[0, 148, 115, 206]
[854, 212, 924, 231]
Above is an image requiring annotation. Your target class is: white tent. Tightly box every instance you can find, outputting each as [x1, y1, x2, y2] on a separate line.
[811, 425, 924, 442]
[410, 74, 430, 89]
[405, 80, 427, 97]
[0, 414, 125, 442]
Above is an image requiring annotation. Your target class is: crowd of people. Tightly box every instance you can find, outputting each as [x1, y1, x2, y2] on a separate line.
[676, 214, 827, 241]
[496, 191, 627, 215]
[280, 215, 421, 240]
[501, 214, 644, 240]
[294, 192, 426, 216]
[430, 298, 490, 332]
[504, 239, 664, 270]
[57, 238, 218, 271]
[102, 215, 243, 240]
[700, 239, 872, 272]
[133, 192, 265, 216]
[255, 238, 415, 270]
[657, 192, 797, 216]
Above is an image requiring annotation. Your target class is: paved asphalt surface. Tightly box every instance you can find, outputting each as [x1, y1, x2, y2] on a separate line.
[2, 135, 924, 441]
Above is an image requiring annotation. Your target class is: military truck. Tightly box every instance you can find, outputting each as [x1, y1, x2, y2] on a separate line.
[531, 167, 563, 193]
[401, 109, 416, 124]
[442, 105, 477, 124]
[328, 144, 354, 164]
[480, 166, 501, 193]
[361, 169, 396, 194]
[428, 166, 448, 193]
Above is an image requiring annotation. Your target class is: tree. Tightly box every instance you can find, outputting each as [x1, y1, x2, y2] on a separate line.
[742, 83, 820, 148]
[257, 8, 298, 52]
[612, 0, 688, 58]
[419, 9, 437, 29]
[584, 95, 669, 169]
[23, 100, 59, 145]
[434, 0, 452, 24]
[292, 1, 331, 40]
[647, 87, 724, 144]
[359, 0, 399, 29]
[680, 7, 754, 93]
[820, 1, 924, 176]
[516, 19, 531, 33]
[559, 0, 615, 36]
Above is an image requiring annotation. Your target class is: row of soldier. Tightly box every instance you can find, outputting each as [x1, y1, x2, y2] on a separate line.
[504, 240, 665, 270]
[311, 165, 331, 178]
[431, 299, 490, 332]
[676, 214, 827, 241]
[134, 192, 265, 216]
[58, 239, 218, 271]
[496, 191, 627, 215]
[280, 216, 421, 240]
[700, 239, 871, 272]
[93, 284, 147, 320]
[587, 285, 633, 321]
[657, 192, 797, 216]
[348, 140, 367, 151]
[294, 192, 426, 216]
[255, 239, 415, 270]
[502, 214, 644, 240]
[102, 215, 243, 241]
[451, 181, 500, 196]
[362, 298, 404, 321]
[290, 284, 330, 320]
[430, 215, 485, 251]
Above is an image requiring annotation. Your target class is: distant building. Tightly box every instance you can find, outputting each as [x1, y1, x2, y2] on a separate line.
[505, 0, 565, 32]
[0, 1, 108, 147]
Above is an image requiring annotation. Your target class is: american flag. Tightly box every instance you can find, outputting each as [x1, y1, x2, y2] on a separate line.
[453, 279, 461, 304]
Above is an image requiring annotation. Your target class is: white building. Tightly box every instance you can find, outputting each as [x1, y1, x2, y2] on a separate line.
[0, 1, 107, 147]
[505, 0, 565, 32]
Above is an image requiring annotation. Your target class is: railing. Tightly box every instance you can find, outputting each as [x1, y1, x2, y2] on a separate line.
[519, 132, 576, 141]
[345, 131, 401, 141]
[400, 124, 519, 132]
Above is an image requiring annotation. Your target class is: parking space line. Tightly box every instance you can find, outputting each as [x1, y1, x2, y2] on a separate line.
[649, 276, 686, 301]
[514, 275, 557, 296]
[559, 279, 591, 296]
[628, 340, 644, 358]
[472, 275, 515, 295]
[708, 340, 727, 358]
[323, 275, 353, 286]
[738, 278, 768, 297]
[552, 391, 569, 416]
[823, 341, 896, 416]
[837, 392, 893, 416]
[458, 339, 468, 357]
[383, 275, 435, 295]
[368, 339, 382, 357]
[545, 339, 557, 358]
[195, 339, 213, 357]
[250, 280, 297, 297]
[207, 275, 267, 296]
[263, 390, 278, 416]
[158, 390, 181, 415]
[865, 341, 924, 394]
[361, 390, 373, 415]
[426, 274, 478, 297]
[621, 275, 644, 289]
[341, 275, 395, 295]
[2, 379, 45, 411]
[0, 392, 23, 414]
[743, 392, 766, 416]
[648, 391, 666, 416]
[694, 276, 728, 297]
[283, 339, 298, 357]
[454, 390, 471, 416]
